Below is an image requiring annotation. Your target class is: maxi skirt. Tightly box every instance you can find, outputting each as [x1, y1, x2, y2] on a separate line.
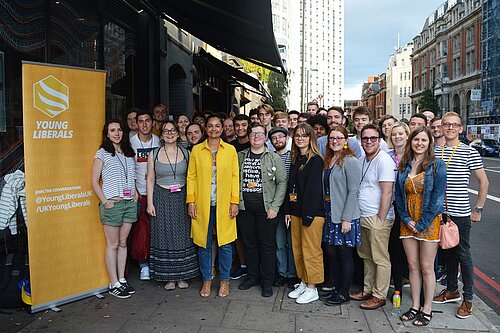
[150, 184, 199, 281]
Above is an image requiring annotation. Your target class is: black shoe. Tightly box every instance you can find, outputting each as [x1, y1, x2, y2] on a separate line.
[230, 266, 248, 280]
[273, 275, 286, 287]
[325, 293, 349, 306]
[319, 290, 337, 301]
[238, 278, 259, 290]
[262, 284, 273, 297]
[109, 285, 131, 299]
[286, 277, 300, 289]
[121, 281, 135, 294]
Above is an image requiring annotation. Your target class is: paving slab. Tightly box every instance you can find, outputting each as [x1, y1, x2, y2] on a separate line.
[221, 300, 295, 332]
[18, 313, 127, 332]
[277, 286, 342, 317]
[119, 319, 201, 333]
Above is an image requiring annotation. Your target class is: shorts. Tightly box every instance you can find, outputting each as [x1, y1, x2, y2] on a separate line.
[99, 199, 137, 226]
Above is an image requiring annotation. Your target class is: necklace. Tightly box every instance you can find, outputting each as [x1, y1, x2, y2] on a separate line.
[164, 146, 179, 180]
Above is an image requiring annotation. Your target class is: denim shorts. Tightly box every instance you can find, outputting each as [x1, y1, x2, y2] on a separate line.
[99, 199, 137, 226]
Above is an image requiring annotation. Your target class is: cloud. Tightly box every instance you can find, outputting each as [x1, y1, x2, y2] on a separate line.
[344, 83, 363, 100]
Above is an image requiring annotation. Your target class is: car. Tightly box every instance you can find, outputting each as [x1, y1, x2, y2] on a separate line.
[470, 138, 499, 156]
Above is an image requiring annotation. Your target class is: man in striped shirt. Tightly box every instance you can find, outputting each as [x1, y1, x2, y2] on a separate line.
[432, 112, 489, 320]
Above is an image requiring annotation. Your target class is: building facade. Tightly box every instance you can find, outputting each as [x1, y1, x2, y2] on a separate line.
[361, 75, 386, 120]
[478, 0, 500, 124]
[271, 0, 344, 111]
[386, 42, 413, 120]
[411, 0, 482, 124]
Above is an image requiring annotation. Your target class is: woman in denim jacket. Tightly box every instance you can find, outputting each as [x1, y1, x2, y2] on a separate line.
[394, 126, 446, 327]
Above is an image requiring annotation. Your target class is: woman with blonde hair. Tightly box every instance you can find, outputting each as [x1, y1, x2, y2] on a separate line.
[285, 123, 325, 304]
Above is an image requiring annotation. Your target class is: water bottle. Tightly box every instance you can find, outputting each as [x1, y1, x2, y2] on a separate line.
[391, 291, 401, 316]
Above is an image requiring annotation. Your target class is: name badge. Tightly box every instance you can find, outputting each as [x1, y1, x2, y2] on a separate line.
[289, 193, 297, 202]
[170, 184, 181, 193]
[123, 188, 132, 197]
[325, 195, 331, 202]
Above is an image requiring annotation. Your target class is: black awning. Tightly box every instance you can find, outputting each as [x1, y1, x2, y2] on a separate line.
[147, 0, 285, 74]
[195, 49, 270, 98]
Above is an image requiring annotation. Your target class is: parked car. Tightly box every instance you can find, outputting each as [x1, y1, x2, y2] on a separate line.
[470, 139, 499, 156]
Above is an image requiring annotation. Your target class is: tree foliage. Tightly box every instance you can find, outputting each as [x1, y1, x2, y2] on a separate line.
[240, 60, 271, 83]
[268, 71, 288, 110]
[418, 88, 440, 114]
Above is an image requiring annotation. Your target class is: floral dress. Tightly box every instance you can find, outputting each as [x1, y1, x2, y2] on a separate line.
[400, 172, 441, 242]
[322, 167, 362, 247]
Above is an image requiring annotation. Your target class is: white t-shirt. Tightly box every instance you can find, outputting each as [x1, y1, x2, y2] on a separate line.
[130, 134, 160, 195]
[358, 150, 395, 219]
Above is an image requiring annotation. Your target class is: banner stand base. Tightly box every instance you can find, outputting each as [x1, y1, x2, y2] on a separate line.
[31, 286, 108, 313]
[94, 293, 104, 299]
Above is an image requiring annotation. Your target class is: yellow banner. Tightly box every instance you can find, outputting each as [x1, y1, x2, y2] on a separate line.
[22, 62, 108, 310]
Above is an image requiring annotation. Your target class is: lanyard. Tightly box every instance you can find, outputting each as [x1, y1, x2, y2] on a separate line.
[115, 153, 128, 182]
[165, 146, 179, 180]
[394, 151, 399, 167]
[360, 150, 379, 184]
[441, 142, 460, 169]
[140, 136, 153, 149]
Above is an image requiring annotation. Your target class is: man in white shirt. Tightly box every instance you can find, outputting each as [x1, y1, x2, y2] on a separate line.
[129, 110, 160, 280]
[350, 124, 395, 310]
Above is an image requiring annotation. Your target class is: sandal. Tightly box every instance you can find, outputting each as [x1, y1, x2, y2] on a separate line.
[400, 308, 420, 321]
[413, 311, 432, 327]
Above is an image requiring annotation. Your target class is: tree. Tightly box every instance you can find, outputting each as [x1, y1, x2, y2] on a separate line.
[418, 88, 440, 115]
[240, 60, 271, 83]
[268, 71, 287, 110]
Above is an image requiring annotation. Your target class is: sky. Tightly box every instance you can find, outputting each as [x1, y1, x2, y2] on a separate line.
[344, 0, 444, 100]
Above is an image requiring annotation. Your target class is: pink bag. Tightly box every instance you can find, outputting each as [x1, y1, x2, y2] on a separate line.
[439, 217, 460, 249]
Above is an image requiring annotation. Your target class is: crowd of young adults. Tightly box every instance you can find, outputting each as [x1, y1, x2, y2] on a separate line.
[91, 102, 488, 327]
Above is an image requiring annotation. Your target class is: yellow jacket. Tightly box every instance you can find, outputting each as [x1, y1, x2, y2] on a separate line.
[187, 139, 239, 248]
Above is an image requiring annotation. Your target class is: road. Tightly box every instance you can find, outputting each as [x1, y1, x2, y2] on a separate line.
[467, 155, 500, 314]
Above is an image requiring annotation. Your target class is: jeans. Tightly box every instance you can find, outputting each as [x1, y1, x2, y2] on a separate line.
[444, 215, 474, 301]
[276, 212, 296, 278]
[198, 206, 232, 281]
[238, 197, 278, 286]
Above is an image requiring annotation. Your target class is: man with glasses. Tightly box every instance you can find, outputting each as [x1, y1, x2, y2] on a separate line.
[350, 124, 395, 310]
[129, 110, 160, 280]
[432, 112, 489, 320]
[268, 127, 297, 288]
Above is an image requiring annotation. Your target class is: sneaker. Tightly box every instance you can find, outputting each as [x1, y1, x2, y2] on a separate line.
[456, 300, 473, 319]
[140, 266, 150, 281]
[296, 287, 319, 304]
[109, 284, 131, 299]
[325, 293, 350, 306]
[402, 277, 411, 288]
[121, 281, 135, 294]
[238, 278, 259, 290]
[432, 289, 461, 304]
[230, 266, 248, 280]
[288, 282, 307, 299]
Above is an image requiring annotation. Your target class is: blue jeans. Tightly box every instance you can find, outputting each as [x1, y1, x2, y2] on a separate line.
[276, 212, 296, 278]
[444, 215, 474, 301]
[198, 206, 232, 281]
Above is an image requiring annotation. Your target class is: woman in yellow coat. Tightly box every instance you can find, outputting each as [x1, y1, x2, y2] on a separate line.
[187, 114, 240, 298]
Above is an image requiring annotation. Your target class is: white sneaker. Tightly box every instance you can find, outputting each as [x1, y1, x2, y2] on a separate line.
[296, 287, 319, 304]
[140, 266, 150, 280]
[288, 282, 306, 299]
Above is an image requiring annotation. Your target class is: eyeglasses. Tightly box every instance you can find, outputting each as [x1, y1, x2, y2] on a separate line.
[162, 129, 178, 134]
[361, 136, 379, 143]
[271, 135, 286, 141]
[294, 134, 310, 139]
[441, 122, 461, 128]
[249, 132, 266, 138]
[329, 136, 345, 142]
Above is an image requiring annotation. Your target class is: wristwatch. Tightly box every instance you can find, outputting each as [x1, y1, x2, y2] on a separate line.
[475, 206, 483, 213]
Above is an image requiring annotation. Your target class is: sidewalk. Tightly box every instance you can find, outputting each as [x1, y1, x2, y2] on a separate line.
[2, 272, 499, 333]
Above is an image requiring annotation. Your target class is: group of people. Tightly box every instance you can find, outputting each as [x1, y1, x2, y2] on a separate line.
[92, 102, 488, 327]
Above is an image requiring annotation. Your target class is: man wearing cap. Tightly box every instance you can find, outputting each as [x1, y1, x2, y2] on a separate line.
[268, 127, 297, 288]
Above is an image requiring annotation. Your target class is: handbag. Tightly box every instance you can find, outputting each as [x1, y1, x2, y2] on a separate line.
[439, 196, 460, 249]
